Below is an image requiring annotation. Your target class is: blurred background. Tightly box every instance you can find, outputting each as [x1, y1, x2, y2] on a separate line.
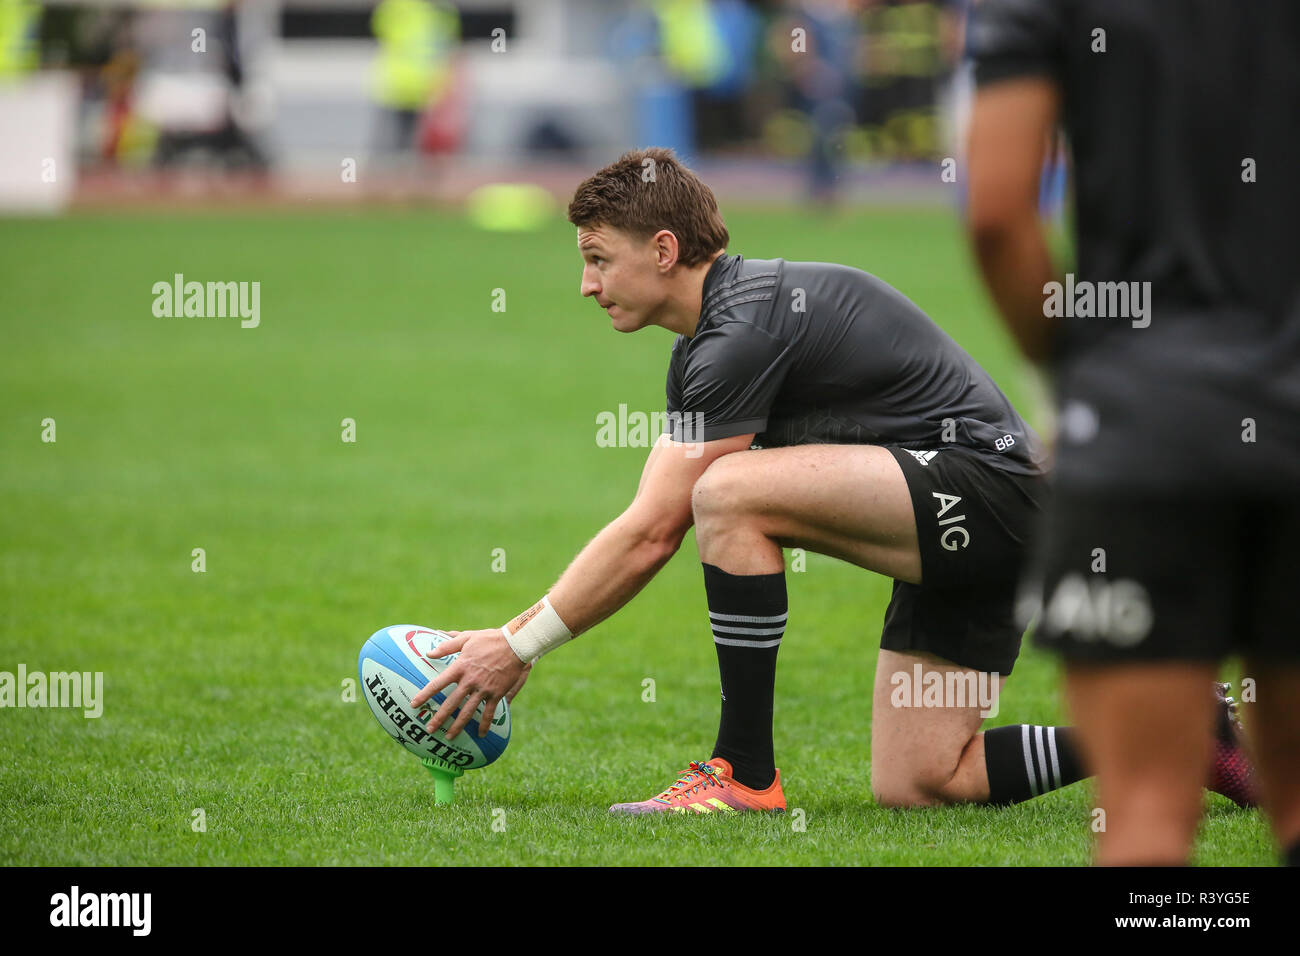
[0, 0, 974, 211]
[4, 0, 1275, 869]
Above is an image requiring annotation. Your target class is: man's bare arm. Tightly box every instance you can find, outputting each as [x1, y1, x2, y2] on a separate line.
[633, 432, 670, 500]
[412, 430, 754, 738]
[549, 432, 755, 636]
[966, 76, 1062, 364]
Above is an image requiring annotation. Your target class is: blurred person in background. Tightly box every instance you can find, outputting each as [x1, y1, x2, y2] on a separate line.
[612, 0, 749, 161]
[966, 0, 1298, 865]
[97, 12, 139, 164]
[689, 0, 762, 153]
[770, 0, 863, 203]
[370, 0, 459, 158]
[0, 0, 39, 78]
[144, 3, 270, 172]
[643, 0, 729, 160]
[208, 0, 269, 171]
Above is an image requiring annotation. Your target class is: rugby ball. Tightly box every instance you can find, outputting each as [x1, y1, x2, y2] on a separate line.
[358, 625, 510, 770]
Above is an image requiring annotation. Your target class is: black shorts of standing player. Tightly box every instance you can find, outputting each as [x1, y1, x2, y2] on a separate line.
[880, 445, 1050, 676]
[1031, 492, 1300, 663]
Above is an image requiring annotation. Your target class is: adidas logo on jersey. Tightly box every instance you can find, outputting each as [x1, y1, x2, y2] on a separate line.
[905, 449, 938, 466]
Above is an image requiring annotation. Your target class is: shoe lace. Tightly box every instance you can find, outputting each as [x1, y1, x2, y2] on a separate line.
[652, 761, 724, 804]
[1214, 682, 1244, 743]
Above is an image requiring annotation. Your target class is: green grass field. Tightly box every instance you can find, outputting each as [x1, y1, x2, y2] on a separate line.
[0, 207, 1273, 865]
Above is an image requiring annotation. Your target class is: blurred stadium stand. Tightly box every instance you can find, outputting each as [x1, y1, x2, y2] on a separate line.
[4, 0, 966, 210]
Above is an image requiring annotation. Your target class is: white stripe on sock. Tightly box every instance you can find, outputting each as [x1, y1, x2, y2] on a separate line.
[709, 624, 787, 636]
[712, 635, 784, 649]
[1047, 726, 1062, 791]
[708, 611, 788, 625]
[1034, 725, 1051, 792]
[1021, 724, 1040, 796]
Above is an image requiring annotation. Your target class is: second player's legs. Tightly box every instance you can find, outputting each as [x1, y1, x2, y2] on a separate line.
[1241, 660, 1300, 857]
[1064, 662, 1217, 865]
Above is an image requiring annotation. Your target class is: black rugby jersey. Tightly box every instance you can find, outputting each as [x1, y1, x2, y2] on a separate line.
[663, 254, 1047, 477]
[969, 0, 1300, 492]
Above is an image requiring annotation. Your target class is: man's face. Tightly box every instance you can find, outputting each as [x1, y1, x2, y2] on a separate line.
[576, 224, 666, 333]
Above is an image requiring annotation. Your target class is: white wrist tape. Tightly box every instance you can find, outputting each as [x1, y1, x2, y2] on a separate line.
[501, 594, 573, 663]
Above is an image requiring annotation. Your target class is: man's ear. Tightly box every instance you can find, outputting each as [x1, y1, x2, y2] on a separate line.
[651, 230, 681, 272]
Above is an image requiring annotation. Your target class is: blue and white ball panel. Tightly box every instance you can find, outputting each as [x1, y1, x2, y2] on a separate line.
[357, 625, 510, 770]
[386, 626, 509, 747]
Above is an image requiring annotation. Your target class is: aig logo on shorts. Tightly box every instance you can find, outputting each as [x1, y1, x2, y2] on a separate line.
[1040, 572, 1154, 647]
[932, 491, 969, 551]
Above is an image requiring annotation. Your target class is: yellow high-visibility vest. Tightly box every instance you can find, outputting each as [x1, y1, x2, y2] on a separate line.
[654, 0, 727, 89]
[372, 0, 459, 109]
[0, 0, 39, 78]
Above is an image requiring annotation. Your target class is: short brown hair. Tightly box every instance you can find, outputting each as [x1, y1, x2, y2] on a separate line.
[568, 147, 729, 267]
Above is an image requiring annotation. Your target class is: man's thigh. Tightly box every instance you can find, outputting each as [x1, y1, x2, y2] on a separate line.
[695, 441, 1039, 674]
[694, 443, 922, 583]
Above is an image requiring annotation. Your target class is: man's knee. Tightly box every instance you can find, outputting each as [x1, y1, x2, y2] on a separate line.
[871, 776, 937, 809]
[691, 452, 754, 524]
[871, 759, 957, 808]
[871, 735, 980, 808]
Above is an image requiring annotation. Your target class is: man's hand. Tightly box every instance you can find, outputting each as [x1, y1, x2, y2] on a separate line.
[411, 629, 531, 740]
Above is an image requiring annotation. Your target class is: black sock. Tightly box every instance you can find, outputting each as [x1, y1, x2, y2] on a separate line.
[703, 562, 785, 790]
[1285, 839, 1300, 867]
[984, 725, 1088, 805]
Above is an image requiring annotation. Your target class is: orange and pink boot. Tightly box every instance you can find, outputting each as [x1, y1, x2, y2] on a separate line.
[1208, 682, 1259, 808]
[608, 758, 786, 815]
